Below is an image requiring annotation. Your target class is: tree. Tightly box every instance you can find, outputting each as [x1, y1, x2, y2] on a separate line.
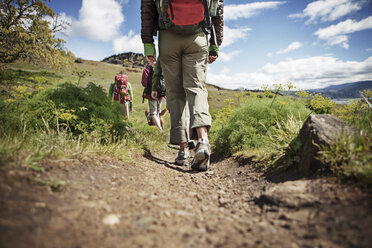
[50, 13, 71, 35]
[0, 0, 75, 67]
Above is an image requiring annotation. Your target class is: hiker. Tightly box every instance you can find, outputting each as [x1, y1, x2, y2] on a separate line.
[142, 61, 167, 132]
[141, 0, 224, 171]
[108, 71, 133, 119]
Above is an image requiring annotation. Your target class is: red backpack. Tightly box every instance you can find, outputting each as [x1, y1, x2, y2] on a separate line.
[156, 0, 214, 35]
[113, 74, 130, 104]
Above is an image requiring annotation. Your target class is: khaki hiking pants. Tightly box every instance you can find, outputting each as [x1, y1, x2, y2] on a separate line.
[159, 30, 211, 145]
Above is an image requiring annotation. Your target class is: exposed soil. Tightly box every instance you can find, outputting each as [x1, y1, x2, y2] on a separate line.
[1, 146, 371, 248]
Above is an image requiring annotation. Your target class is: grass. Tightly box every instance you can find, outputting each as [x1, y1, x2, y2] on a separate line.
[318, 132, 372, 184]
[209, 84, 372, 184]
[210, 95, 311, 158]
[253, 113, 304, 170]
[1, 60, 136, 87]
[2, 60, 371, 185]
[0, 60, 169, 172]
[317, 103, 372, 184]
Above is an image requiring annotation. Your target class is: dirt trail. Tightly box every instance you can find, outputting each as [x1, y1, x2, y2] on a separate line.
[1, 146, 371, 248]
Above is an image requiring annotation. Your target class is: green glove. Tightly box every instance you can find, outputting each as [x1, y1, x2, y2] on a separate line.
[209, 44, 219, 57]
[144, 43, 155, 57]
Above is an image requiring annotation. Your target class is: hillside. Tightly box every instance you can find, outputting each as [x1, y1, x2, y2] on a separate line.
[308, 81, 372, 99]
[102, 52, 145, 68]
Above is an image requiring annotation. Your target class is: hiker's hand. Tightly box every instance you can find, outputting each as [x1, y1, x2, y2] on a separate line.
[151, 91, 158, 100]
[208, 56, 217, 64]
[146, 55, 156, 67]
[130, 108, 133, 113]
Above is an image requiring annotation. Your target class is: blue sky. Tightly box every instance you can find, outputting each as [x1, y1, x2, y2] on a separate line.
[47, 0, 372, 90]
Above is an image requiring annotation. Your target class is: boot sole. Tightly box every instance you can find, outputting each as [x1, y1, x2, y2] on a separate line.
[191, 149, 210, 171]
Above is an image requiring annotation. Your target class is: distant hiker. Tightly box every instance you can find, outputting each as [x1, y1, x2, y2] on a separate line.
[145, 108, 168, 130]
[108, 71, 133, 119]
[142, 61, 167, 132]
[141, 0, 224, 171]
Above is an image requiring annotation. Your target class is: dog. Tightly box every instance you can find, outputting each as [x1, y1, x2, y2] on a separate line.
[145, 108, 168, 130]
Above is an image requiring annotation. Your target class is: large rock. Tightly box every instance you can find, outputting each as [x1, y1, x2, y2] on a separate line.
[298, 114, 356, 175]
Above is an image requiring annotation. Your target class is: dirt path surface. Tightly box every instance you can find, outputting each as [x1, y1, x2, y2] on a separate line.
[1, 146, 372, 248]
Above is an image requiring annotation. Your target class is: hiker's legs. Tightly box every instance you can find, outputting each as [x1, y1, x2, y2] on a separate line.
[151, 115, 162, 131]
[159, 30, 190, 145]
[182, 32, 211, 141]
[123, 101, 130, 119]
[148, 98, 161, 115]
[174, 31, 210, 171]
[148, 99, 163, 131]
[157, 98, 163, 113]
[196, 126, 208, 141]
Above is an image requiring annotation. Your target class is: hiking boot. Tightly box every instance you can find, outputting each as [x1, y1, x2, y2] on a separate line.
[175, 150, 190, 166]
[191, 139, 211, 171]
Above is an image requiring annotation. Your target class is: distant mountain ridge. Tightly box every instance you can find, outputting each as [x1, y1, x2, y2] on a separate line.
[102, 52, 145, 68]
[208, 81, 372, 99]
[308, 81, 372, 99]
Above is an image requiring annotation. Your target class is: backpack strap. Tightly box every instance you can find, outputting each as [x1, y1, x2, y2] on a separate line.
[142, 89, 146, 103]
[168, 0, 175, 20]
[201, 0, 211, 35]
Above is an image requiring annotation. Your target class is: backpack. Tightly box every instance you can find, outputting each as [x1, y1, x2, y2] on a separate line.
[141, 64, 166, 102]
[142, 64, 153, 103]
[156, 76, 166, 99]
[113, 74, 130, 104]
[155, 0, 218, 35]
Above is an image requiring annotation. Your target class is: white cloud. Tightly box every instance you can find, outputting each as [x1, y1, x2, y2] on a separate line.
[314, 16, 372, 49]
[289, 0, 362, 24]
[277, 41, 303, 54]
[72, 0, 124, 42]
[208, 71, 269, 90]
[221, 67, 230, 75]
[267, 52, 273, 58]
[225, 1, 286, 21]
[219, 50, 241, 62]
[367, 48, 372, 52]
[221, 26, 252, 48]
[208, 56, 372, 90]
[113, 30, 143, 54]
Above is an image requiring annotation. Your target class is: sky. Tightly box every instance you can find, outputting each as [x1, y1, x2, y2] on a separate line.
[46, 0, 372, 90]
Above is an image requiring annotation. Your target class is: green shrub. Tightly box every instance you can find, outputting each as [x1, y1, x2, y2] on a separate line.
[319, 98, 372, 184]
[212, 97, 311, 157]
[0, 67, 59, 87]
[256, 114, 303, 170]
[318, 125, 372, 184]
[334, 98, 372, 131]
[0, 82, 128, 141]
[309, 93, 335, 114]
